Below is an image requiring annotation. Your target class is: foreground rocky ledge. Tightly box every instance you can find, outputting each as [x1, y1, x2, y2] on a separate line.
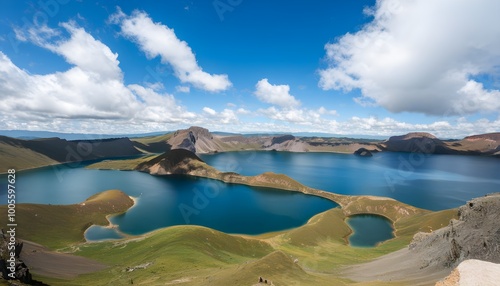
[436, 259, 500, 286]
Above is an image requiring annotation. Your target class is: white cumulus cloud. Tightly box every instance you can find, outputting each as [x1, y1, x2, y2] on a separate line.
[319, 0, 500, 116]
[1, 23, 137, 120]
[202, 107, 238, 124]
[203, 107, 217, 116]
[0, 22, 196, 129]
[254, 78, 300, 107]
[176, 85, 190, 93]
[111, 9, 232, 92]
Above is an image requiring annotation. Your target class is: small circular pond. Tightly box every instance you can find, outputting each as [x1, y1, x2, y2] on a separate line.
[346, 214, 394, 247]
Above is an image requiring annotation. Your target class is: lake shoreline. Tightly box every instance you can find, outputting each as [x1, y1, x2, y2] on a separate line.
[83, 195, 139, 242]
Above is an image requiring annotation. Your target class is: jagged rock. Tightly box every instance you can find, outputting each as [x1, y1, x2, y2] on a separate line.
[136, 149, 204, 175]
[271, 135, 295, 145]
[383, 132, 450, 154]
[436, 259, 500, 286]
[0, 230, 34, 284]
[168, 126, 223, 153]
[409, 193, 500, 269]
[354, 147, 373, 157]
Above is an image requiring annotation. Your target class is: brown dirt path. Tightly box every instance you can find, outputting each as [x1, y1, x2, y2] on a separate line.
[20, 241, 107, 279]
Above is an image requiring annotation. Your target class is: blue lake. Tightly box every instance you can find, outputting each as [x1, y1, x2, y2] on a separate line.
[1, 151, 499, 241]
[85, 225, 124, 241]
[0, 164, 336, 237]
[346, 215, 394, 247]
[200, 151, 500, 211]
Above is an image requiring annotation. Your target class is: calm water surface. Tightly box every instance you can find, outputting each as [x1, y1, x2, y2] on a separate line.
[0, 164, 336, 236]
[200, 151, 500, 210]
[85, 225, 124, 241]
[347, 215, 394, 247]
[1, 151, 499, 240]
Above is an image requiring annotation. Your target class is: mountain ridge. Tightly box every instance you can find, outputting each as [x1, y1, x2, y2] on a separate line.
[1, 126, 499, 173]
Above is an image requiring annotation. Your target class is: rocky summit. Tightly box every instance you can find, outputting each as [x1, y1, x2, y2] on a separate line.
[409, 193, 500, 269]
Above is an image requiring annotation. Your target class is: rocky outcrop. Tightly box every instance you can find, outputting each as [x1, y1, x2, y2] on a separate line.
[383, 132, 500, 156]
[383, 132, 453, 154]
[136, 149, 205, 175]
[0, 230, 43, 285]
[464, 132, 500, 141]
[451, 132, 500, 155]
[353, 147, 374, 157]
[167, 126, 229, 153]
[436, 259, 500, 286]
[271, 135, 295, 145]
[264, 135, 309, 152]
[409, 193, 500, 269]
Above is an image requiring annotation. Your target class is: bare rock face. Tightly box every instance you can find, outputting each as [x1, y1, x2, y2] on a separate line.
[168, 126, 226, 153]
[436, 259, 500, 286]
[464, 132, 500, 142]
[409, 193, 500, 269]
[136, 149, 204, 175]
[271, 135, 295, 146]
[353, 147, 373, 157]
[384, 132, 448, 154]
[264, 135, 309, 152]
[0, 231, 34, 284]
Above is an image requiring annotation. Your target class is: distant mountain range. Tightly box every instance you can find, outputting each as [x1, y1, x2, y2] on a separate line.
[0, 130, 172, 140]
[1, 126, 499, 173]
[0, 129, 388, 140]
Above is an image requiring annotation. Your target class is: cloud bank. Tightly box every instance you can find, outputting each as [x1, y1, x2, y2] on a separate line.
[1, 22, 194, 125]
[319, 0, 500, 116]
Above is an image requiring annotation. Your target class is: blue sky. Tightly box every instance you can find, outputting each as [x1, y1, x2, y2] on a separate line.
[0, 0, 499, 138]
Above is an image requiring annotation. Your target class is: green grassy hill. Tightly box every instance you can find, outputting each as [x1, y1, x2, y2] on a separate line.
[0, 135, 144, 173]
[0, 139, 58, 172]
[0, 190, 134, 249]
[29, 202, 455, 286]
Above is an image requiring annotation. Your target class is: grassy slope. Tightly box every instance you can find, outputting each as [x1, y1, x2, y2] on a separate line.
[86, 154, 159, 170]
[43, 226, 274, 286]
[35, 205, 455, 286]
[0, 190, 134, 249]
[0, 141, 58, 173]
[274, 208, 457, 272]
[132, 133, 173, 145]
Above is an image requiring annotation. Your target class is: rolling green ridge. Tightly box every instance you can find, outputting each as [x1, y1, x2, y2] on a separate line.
[0, 190, 133, 249]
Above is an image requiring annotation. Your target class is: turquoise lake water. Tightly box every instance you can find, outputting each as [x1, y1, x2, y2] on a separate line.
[200, 151, 500, 211]
[0, 164, 336, 237]
[1, 151, 499, 243]
[85, 225, 124, 241]
[346, 215, 394, 247]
